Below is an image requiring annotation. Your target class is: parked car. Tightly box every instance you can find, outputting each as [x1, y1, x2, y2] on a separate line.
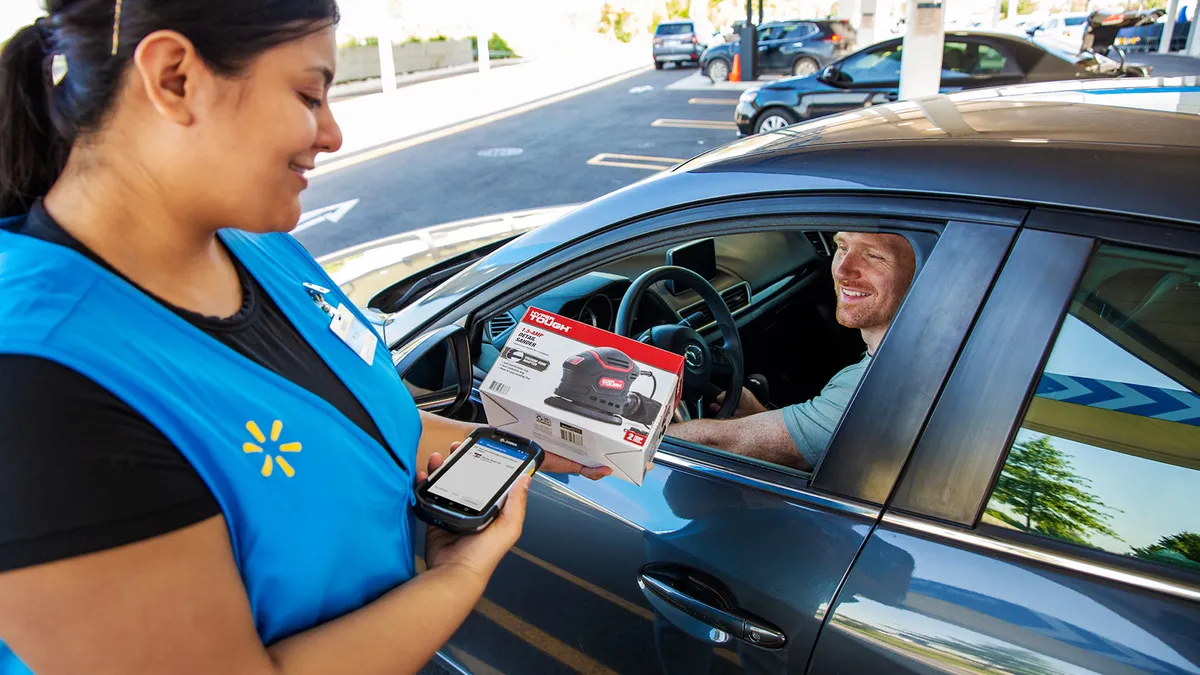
[735, 31, 1152, 135]
[1028, 11, 1090, 44]
[699, 19, 856, 81]
[653, 18, 718, 70]
[331, 79, 1200, 675]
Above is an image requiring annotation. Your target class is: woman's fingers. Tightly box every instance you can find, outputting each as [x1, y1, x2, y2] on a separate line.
[427, 452, 444, 474]
[493, 475, 530, 542]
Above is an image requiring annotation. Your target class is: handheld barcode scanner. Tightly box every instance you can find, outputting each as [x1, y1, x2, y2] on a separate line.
[545, 348, 662, 427]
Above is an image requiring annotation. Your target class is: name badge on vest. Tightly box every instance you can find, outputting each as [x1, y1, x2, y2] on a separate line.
[304, 282, 377, 366]
[330, 304, 378, 366]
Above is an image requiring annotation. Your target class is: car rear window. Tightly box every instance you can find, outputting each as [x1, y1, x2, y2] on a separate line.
[656, 23, 694, 35]
[1064, 16, 1086, 25]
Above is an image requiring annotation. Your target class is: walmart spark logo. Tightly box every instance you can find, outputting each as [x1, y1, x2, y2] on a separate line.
[242, 420, 302, 478]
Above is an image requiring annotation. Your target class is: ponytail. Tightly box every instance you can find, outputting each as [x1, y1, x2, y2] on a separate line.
[0, 20, 66, 218]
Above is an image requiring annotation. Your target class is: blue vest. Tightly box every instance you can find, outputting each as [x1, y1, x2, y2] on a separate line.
[0, 221, 421, 673]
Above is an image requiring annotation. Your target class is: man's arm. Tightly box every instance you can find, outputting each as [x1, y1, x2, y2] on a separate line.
[669, 410, 812, 471]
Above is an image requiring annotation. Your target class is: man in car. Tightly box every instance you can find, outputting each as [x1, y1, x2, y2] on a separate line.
[670, 231, 916, 471]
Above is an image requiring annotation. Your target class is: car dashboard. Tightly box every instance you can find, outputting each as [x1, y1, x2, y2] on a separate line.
[476, 231, 831, 374]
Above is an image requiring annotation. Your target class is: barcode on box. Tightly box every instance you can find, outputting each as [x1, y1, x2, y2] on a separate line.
[560, 422, 584, 446]
[487, 380, 511, 396]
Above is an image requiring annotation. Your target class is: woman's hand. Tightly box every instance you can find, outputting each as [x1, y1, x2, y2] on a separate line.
[418, 445, 530, 582]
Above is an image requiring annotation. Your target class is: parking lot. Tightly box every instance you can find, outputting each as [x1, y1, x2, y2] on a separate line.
[296, 64, 749, 258]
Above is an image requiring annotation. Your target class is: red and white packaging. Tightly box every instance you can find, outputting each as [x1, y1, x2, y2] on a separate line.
[481, 308, 684, 485]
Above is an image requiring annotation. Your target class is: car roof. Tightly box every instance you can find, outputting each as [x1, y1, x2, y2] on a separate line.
[678, 79, 1199, 223]
[657, 19, 695, 25]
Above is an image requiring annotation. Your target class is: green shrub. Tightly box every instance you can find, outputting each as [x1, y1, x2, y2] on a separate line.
[598, 3, 635, 43]
[364, 36, 379, 47]
[429, 34, 448, 42]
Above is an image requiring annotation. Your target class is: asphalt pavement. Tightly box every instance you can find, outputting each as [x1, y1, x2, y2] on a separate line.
[296, 63, 741, 258]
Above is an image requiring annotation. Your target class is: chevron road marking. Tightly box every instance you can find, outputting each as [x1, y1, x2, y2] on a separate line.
[1036, 373, 1200, 426]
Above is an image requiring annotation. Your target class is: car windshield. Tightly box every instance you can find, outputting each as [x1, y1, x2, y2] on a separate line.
[656, 23, 693, 35]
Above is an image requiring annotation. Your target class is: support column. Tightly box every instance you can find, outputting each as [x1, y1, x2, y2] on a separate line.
[861, 0, 878, 46]
[377, 0, 396, 94]
[1189, 7, 1200, 55]
[1160, 0, 1181, 52]
[898, 0, 946, 101]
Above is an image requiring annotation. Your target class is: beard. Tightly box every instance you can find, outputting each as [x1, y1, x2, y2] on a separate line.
[836, 294, 894, 329]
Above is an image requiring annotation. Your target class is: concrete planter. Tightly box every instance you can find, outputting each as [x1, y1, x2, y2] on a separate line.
[335, 38, 474, 83]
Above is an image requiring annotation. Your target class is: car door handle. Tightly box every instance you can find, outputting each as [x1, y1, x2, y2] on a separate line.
[637, 567, 787, 650]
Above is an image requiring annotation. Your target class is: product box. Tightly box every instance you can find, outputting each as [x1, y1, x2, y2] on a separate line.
[481, 307, 684, 485]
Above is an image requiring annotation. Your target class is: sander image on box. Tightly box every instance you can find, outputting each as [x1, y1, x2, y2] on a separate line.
[481, 308, 684, 485]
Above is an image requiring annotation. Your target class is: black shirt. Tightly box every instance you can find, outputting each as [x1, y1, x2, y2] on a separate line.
[0, 203, 392, 572]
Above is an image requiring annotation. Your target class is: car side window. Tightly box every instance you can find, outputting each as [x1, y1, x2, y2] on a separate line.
[942, 42, 1017, 78]
[982, 244, 1200, 576]
[785, 23, 817, 40]
[974, 44, 1014, 74]
[839, 44, 903, 84]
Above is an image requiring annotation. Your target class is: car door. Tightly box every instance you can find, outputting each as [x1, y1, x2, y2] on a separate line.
[809, 211, 1200, 674]
[764, 23, 818, 72]
[804, 40, 905, 119]
[756, 25, 790, 71]
[417, 196, 1025, 674]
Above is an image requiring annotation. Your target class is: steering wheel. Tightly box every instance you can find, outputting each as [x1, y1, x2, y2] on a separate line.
[614, 266, 745, 419]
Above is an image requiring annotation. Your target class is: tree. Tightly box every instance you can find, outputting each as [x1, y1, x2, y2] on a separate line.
[986, 436, 1122, 545]
[1000, 0, 1039, 15]
[1132, 532, 1200, 569]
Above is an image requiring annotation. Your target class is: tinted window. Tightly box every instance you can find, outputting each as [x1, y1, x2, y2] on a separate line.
[785, 23, 818, 40]
[941, 42, 1016, 76]
[839, 44, 903, 83]
[656, 23, 693, 35]
[1064, 16, 1086, 26]
[983, 244, 1200, 576]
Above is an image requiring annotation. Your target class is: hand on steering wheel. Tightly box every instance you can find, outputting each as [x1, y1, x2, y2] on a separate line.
[614, 266, 745, 420]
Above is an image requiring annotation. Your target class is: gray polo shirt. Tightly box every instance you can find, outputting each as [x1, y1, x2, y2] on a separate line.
[781, 353, 871, 470]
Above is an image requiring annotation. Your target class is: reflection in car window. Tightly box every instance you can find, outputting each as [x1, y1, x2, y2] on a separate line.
[785, 23, 818, 40]
[983, 244, 1200, 576]
[839, 44, 903, 83]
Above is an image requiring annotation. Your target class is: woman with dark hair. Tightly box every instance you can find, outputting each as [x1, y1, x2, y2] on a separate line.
[0, 2, 608, 673]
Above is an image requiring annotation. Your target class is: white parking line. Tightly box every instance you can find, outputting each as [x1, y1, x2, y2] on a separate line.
[651, 118, 737, 130]
[687, 97, 739, 105]
[586, 153, 687, 171]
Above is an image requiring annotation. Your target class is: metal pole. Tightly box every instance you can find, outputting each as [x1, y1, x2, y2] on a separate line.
[1159, 0, 1180, 52]
[740, 0, 757, 80]
[898, 0, 946, 100]
[478, 30, 491, 72]
[377, 0, 396, 94]
[759, 0, 765, 24]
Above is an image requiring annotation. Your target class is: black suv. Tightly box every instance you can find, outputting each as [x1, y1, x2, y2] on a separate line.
[700, 19, 856, 81]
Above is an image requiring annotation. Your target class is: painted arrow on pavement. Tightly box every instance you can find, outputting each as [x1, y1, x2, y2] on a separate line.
[1037, 372, 1200, 426]
[295, 198, 359, 234]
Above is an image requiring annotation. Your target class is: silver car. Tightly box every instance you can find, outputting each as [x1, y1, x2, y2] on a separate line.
[653, 19, 717, 70]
